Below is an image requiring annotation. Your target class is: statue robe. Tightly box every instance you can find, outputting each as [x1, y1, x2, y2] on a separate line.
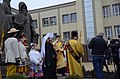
[0, 3, 13, 46]
[0, 3, 13, 31]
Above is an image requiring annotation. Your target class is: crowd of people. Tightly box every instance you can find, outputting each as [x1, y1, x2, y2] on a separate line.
[1, 28, 84, 79]
[0, 0, 85, 79]
[0, 28, 120, 79]
[0, 0, 119, 79]
[88, 32, 120, 79]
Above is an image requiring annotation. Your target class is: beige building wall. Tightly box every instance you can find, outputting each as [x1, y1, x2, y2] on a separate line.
[76, 0, 86, 44]
[93, 0, 120, 39]
[102, 0, 120, 38]
[40, 9, 58, 34]
[11, 0, 120, 45]
[59, 5, 77, 39]
[93, 0, 104, 35]
[29, 1, 86, 46]
[39, 9, 59, 47]
[12, 0, 120, 61]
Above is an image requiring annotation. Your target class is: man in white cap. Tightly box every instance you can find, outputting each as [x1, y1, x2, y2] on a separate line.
[4, 28, 20, 77]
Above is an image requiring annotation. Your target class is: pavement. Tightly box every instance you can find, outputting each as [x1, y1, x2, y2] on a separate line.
[82, 62, 115, 72]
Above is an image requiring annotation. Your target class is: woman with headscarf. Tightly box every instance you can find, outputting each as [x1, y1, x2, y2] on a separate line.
[41, 33, 57, 79]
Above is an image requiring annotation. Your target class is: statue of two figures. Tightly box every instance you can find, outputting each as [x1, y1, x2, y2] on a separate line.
[0, 0, 39, 52]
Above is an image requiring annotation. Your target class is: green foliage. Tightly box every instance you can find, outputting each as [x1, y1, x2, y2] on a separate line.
[66, 74, 82, 79]
[6, 73, 26, 79]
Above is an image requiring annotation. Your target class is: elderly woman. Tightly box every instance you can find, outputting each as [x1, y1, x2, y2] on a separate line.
[41, 33, 57, 79]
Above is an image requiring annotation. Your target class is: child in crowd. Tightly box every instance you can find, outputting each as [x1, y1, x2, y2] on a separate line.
[28, 43, 43, 77]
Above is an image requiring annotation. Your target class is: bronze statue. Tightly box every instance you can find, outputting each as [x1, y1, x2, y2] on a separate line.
[0, 0, 14, 50]
[14, 2, 38, 46]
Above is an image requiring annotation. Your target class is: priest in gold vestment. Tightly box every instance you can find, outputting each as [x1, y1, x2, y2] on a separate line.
[66, 31, 84, 78]
[53, 35, 67, 76]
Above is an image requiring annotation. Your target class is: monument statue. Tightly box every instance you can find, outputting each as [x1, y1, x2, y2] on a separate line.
[14, 2, 39, 46]
[0, 0, 14, 50]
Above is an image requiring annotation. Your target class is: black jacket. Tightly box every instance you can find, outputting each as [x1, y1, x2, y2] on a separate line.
[109, 39, 120, 63]
[88, 35, 107, 55]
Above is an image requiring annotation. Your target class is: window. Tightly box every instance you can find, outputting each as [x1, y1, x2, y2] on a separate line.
[42, 18, 49, 26]
[70, 13, 77, 22]
[105, 26, 113, 37]
[62, 14, 69, 24]
[114, 25, 120, 36]
[50, 16, 57, 26]
[103, 5, 111, 17]
[112, 3, 120, 16]
[63, 32, 70, 41]
[32, 20, 37, 28]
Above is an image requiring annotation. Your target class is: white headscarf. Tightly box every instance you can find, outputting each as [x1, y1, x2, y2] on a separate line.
[41, 33, 53, 58]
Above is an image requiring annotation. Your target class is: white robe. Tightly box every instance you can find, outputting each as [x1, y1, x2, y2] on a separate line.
[5, 37, 20, 63]
[29, 49, 41, 65]
[18, 41, 28, 60]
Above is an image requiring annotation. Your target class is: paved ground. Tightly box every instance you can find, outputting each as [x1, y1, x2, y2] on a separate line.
[58, 62, 116, 79]
[82, 62, 117, 79]
[82, 62, 115, 72]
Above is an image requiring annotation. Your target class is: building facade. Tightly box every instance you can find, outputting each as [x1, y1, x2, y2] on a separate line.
[12, 0, 120, 61]
[93, 0, 120, 39]
[29, 0, 86, 46]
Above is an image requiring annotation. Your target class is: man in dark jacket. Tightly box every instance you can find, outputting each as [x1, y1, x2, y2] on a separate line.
[88, 32, 107, 79]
